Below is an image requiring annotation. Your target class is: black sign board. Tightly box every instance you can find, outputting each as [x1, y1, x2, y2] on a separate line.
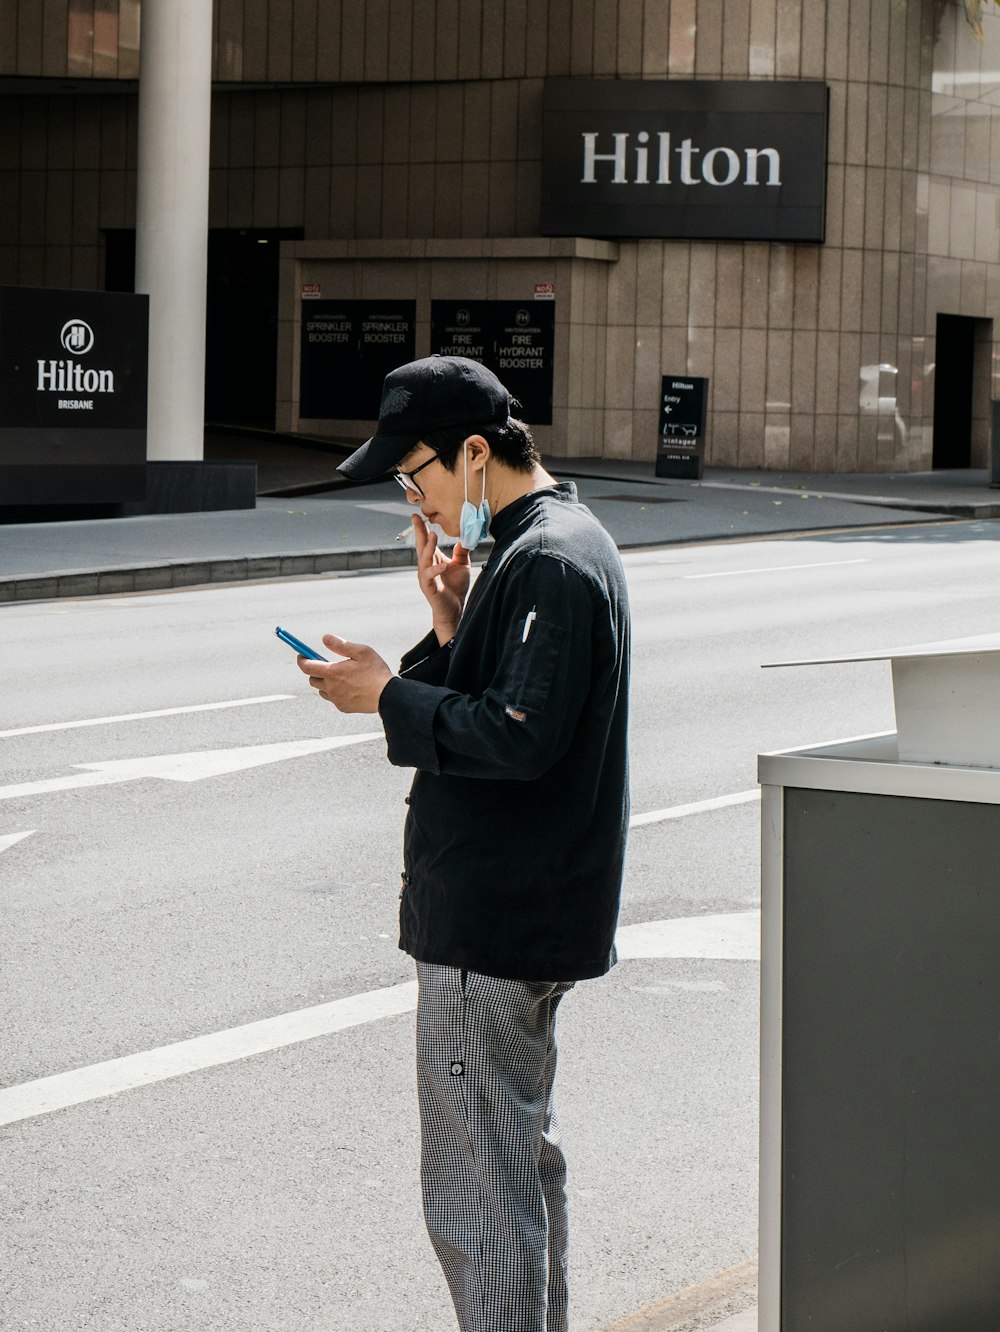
[0, 286, 148, 504]
[656, 375, 708, 479]
[542, 79, 828, 242]
[299, 300, 416, 420]
[430, 301, 555, 424]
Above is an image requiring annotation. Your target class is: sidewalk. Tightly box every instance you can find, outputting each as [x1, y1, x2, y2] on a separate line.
[710, 1311, 756, 1330]
[708, 1305, 756, 1326]
[1, 456, 995, 604]
[596, 1255, 759, 1331]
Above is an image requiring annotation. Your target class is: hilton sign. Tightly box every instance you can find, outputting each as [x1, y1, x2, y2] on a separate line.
[541, 79, 828, 242]
[0, 287, 148, 505]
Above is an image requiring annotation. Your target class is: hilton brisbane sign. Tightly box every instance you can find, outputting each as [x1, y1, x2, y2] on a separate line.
[541, 79, 828, 242]
[0, 286, 148, 504]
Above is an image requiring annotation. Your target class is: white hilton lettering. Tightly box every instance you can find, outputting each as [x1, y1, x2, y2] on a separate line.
[36, 360, 115, 393]
[580, 133, 782, 187]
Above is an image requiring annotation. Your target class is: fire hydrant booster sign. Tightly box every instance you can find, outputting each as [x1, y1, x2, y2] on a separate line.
[430, 301, 555, 425]
[0, 286, 149, 504]
[541, 79, 828, 242]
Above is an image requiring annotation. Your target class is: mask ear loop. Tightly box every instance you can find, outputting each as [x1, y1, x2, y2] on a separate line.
[464, 438, 487, 510]
[463, 439, 490, 516]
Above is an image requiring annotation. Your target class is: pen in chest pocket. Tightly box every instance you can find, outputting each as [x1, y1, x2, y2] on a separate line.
[522, 606, 537, 642]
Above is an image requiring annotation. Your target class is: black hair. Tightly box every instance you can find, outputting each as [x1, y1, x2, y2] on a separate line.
[422, 409, 540, 475]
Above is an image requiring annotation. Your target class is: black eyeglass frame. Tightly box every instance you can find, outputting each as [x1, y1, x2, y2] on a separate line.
[393, 452, 443, 499]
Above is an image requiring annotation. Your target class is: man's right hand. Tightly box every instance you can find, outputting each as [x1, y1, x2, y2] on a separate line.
[413, 514, 471, 645]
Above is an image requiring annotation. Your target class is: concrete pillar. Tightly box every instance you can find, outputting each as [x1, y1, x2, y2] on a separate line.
[135, 0, 213, 462]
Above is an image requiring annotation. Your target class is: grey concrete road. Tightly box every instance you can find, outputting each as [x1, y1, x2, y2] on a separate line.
[3, 516, 1000, 1329]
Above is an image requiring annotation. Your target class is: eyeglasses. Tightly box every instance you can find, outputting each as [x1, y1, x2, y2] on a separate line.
[393, 453, 442, 498]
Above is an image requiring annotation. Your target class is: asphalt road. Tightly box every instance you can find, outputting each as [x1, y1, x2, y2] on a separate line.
[3, 517, 1000, 1331]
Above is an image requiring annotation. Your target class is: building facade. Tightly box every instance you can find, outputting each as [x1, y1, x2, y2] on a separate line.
[1, 0, 999, 472]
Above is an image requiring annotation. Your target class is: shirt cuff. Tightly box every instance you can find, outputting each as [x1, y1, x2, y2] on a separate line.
[399, 630, 452, 682]
[378, 675, 448, 773]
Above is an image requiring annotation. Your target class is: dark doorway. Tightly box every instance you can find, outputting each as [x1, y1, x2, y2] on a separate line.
[932, 313, 976, 468]
[104, 226, 303, 431]
[205, 229, 303, 429]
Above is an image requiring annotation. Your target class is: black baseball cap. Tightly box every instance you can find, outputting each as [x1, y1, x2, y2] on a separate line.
[337, 355, 511, 480]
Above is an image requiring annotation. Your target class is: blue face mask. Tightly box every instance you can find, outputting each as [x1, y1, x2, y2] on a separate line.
[459, 443, 491, 549]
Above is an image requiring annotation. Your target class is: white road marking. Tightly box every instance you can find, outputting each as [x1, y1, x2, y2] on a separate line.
[74, 734, 383, 782]
[0, 830, 35, 855]
[0, 790, 765, 1125]
[0, 733, 383, 802]
[0, 908, 761, 1128]
[616, 911, 760, 961]
[0, 695, 294, 740]
[683, 558, 869, 579]
[0, 772, 136, 801]
[630, 790, 760, 825]
[0, 980, 419, 1129]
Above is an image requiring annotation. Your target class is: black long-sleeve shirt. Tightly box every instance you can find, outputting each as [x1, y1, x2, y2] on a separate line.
[377, 482, 630, 981]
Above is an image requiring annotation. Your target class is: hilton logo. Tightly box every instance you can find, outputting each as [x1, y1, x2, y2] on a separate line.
[37, 318, 115, 395]
[61, 319, 94, 354]
[581, 132, 781, 187]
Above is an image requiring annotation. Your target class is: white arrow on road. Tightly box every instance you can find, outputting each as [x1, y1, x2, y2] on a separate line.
[0, 910, 760, 1128]
[0, 830, 35, 854]
[0, 734, 383, 802]
[616, 911, 760, 961]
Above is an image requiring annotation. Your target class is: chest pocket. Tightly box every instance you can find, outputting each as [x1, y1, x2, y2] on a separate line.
[502, 614, 567, 717]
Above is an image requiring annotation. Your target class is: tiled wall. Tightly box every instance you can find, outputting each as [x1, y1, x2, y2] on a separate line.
[3, 0, 1000, 470]
[208, 80, 545, 239]
[277, 239, 615, 454]
[0, 0, 849, 87]
[0, 2, 140, 80]
[0, 94, 138, 291]
[0, 77, 540, 285]
[591, 0, 1000, 471]
[920, 1, 1000, 466]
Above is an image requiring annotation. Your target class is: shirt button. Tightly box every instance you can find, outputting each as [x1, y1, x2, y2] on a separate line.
[404, 796, 411, 805]
[450, 1061, 464, 1077]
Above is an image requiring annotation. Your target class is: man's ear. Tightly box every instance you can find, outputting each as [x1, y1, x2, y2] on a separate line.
[466, 434, 490, 470]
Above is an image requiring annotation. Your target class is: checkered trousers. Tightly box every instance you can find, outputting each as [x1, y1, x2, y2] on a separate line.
[415, 962, 576, 1332]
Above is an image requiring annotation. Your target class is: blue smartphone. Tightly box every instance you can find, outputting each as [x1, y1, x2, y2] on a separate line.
[274, 625, 328, 661]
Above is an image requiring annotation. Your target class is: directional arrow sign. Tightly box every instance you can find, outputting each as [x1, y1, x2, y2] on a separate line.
[0, 830, 35, 854]
[0, 733, 383, 802]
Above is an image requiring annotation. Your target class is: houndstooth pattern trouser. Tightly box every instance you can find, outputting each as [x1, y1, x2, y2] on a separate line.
[415, 961, 576, 1332]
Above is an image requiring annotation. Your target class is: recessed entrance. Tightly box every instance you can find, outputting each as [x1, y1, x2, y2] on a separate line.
[932, 314, 993, 469]
[104, 226, 303, 431]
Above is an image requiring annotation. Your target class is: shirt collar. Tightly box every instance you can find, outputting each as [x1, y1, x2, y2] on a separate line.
[488, 481, 578, 545]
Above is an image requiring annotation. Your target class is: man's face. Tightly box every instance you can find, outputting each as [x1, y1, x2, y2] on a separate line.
[395, 442, 467, 537]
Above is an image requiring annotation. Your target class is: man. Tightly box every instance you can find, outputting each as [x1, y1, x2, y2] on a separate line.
[298, 355, 630, 1332]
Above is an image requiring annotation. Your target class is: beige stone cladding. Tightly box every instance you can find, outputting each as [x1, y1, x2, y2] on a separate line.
[592, 0, 1000, 472]
[278, 238, 616, 456]
[3, 1, 1000, 470]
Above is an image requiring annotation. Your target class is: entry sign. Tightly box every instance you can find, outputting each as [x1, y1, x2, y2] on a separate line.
[299, 300, 416, 420]
[0, 286, 149, 504]
[657, 375, 707, 479]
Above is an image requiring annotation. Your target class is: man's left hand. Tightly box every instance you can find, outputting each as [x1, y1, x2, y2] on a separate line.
[297, 634, 393, 714]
